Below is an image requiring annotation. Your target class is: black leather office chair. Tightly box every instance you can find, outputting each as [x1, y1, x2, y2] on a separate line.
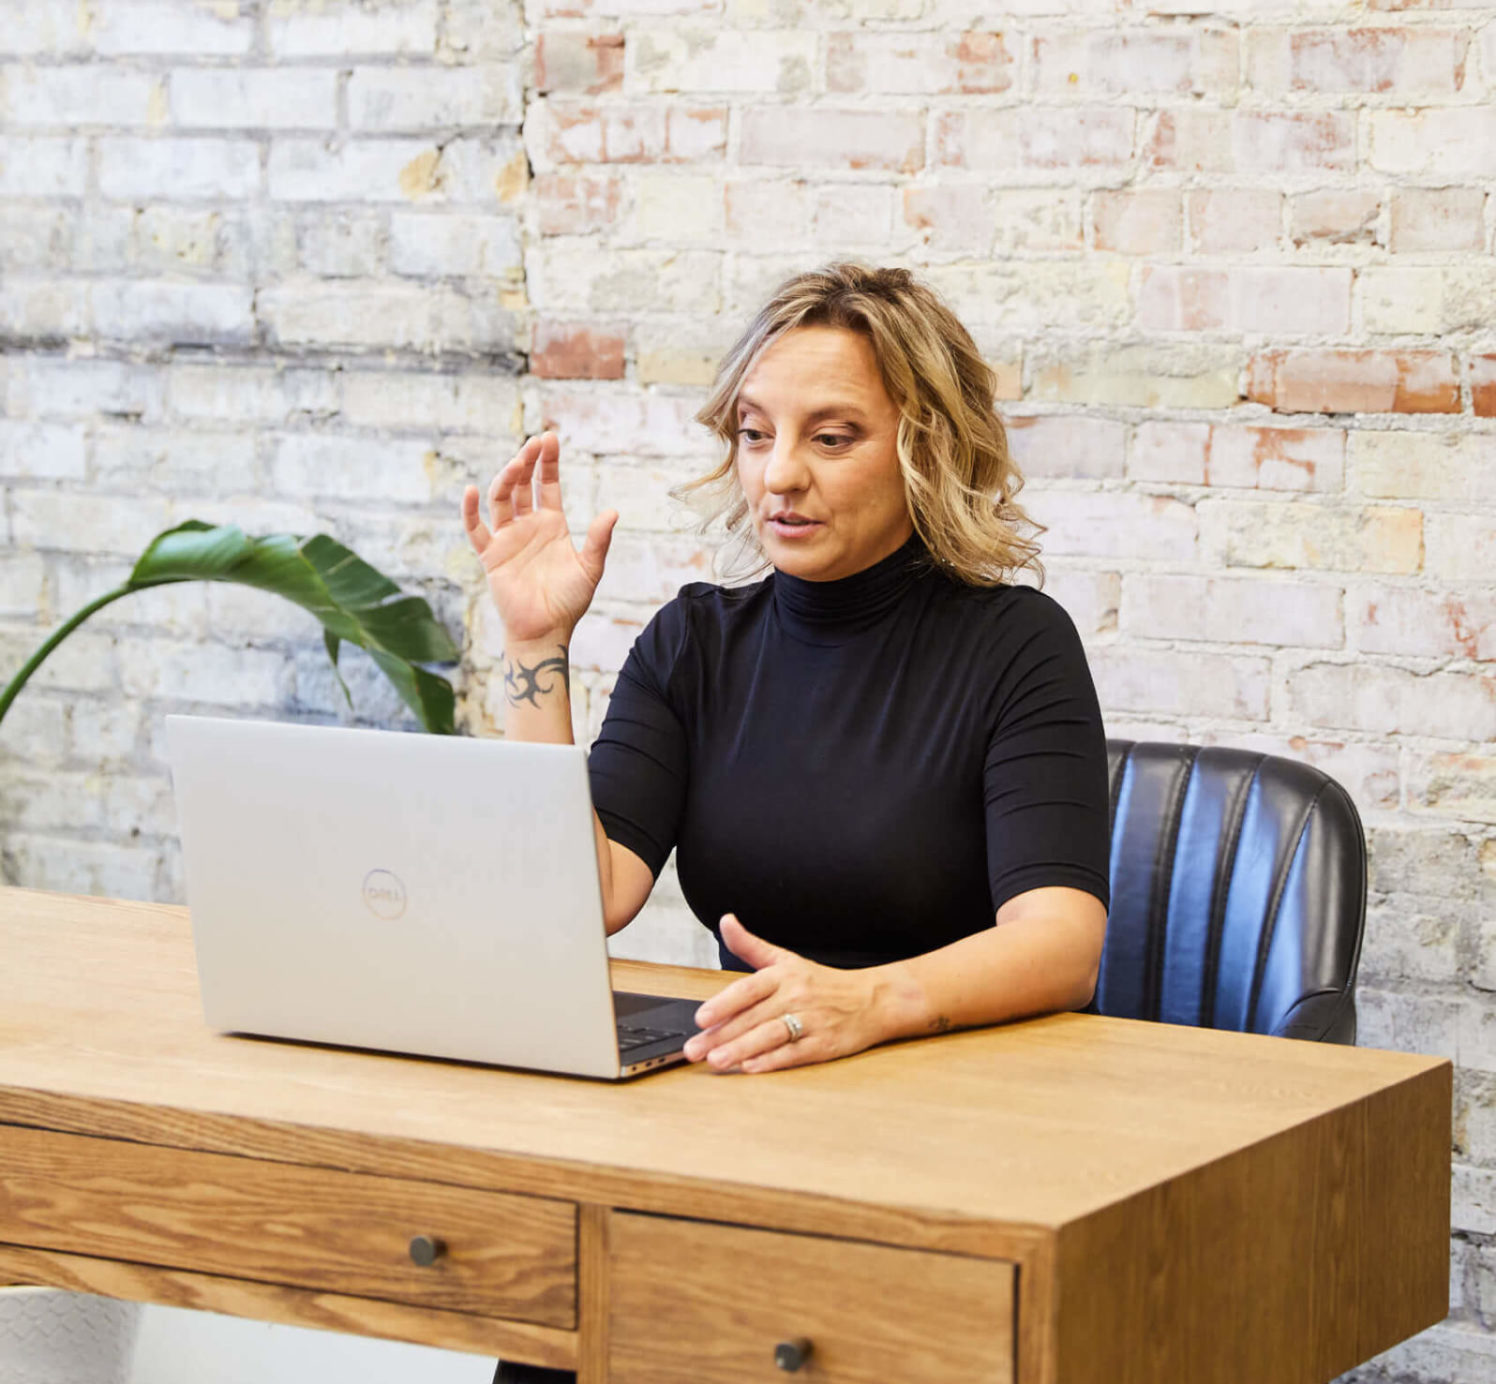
[1095, 740, 1366, 1044]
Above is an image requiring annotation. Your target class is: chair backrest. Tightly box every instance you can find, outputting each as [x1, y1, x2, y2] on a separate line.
[1097, 741, 1367, 1044]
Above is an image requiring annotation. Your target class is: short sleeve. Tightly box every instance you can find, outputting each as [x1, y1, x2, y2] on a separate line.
[983, 591, 1112, 914]
[586, 597, 692, 877]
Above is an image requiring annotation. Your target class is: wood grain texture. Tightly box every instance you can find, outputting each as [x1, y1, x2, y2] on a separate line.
[0, 889, 1446, 1237]
[0, 1244, 578, 1366]
[1051, 1064, 1452, 1384]
[0, 1125, 576, 1327]
[577, 1202, 609, 1384]
[606, 1212, 1015, 1384]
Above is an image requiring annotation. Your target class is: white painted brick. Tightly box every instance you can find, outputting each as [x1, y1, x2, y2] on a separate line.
[0, 551, 46, 618]
[624, 170, 725, 245]
[134, 206, 226, 272]
[1090, 646, 1272, 721]
[67, 701, 144, 764]
[1454, 1165, 1496, 1238]
[1290, 662, 1496, 742]
[1213, 733, 1401, 814]
[924, 259, 1132, 332]
[171, 68, 338, 130]
[1006, 414, 1125, 480]
[1354, 430, 1496, 504]
[810, 182, 894, 251]
[258, 280, 516, 353]
[0, 65, 163, 126]
[268, 1, 440, 58]
[8, 358, 165, 422]
[1023, 489, 1197, 562]
[1034, 567, 1119, 637]
[527, 244, 722, 315]
[0, 136, 88, 196]
[11, 490, 174, 556]
[0, 627, 118, 693]
[91, 1, 253, 55]
[1354, 586, 1496, 662]
[593, 459, 701, 533]
[536, 386, 712, 459]
[94, 425, 258, 493]
[167, 364, 337, 424]
[0, 276, 90, 336]
[348, 65, 522, 131]
[295, 209, 386, 277]
[117, 636, 290, 706]
[0, 420, 87, 480]
[98, 137, 259, 200]
[269, 433, 456, 505]
[1425, 514, 1496, 583]
[1123, 573, 1343, 647]
[594, 533, 717, 603]
[442, 0, 524, 60]
[1369, 107, 1496, 177]
[268, 137, 439, 203]
[292, 639, 424, 725]
[1199, 500, 1422, 575]
[0, 767, 111, 831]
[0, 833, 159, 900]
[0, 1, 93, 56]
[0, 203, 71, 270]
[341, 370, 521, 434]
[0, 697, 69, 765]
[388, 212, 522, 276]
[627, 28, 818, 94]
[204, 582, 329, 642]
[90, 279, 255, 345]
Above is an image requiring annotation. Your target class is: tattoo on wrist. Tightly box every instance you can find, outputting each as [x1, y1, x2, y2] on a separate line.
[929, 1015, 952, 1034]
[501, 645, 570, 708]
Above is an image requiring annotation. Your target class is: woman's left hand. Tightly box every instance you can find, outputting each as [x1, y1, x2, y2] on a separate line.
[682, 915, 891, 1073]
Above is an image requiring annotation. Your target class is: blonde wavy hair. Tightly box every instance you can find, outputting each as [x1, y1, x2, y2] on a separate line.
[680, 262, 1042, 588]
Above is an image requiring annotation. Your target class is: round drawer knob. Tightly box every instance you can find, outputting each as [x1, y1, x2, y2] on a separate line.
[774, 1338, 813, 1372]
[408, 1235, 447, 1267]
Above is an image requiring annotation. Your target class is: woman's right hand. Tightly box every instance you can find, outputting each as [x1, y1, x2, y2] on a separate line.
[461, 432, 619, 645]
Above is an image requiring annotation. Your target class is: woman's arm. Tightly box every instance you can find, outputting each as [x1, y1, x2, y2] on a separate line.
[497, 637, 655, 936]
[685, 887, 1107, 1073]
[868, 886, 1107, 1042]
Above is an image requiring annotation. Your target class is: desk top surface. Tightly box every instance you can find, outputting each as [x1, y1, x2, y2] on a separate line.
[2, 887, 1447, 1241]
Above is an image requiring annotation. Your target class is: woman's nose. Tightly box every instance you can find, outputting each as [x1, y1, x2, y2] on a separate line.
[762, 440, 810, 495]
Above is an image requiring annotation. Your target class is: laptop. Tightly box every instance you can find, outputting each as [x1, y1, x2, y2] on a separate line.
[164, 714, 703, 1080]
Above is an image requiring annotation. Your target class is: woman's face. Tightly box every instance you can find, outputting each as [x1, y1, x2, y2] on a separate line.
[735, 325, 913, 583]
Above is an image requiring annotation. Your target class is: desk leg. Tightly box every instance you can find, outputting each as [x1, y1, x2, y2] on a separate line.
[577, 1206, 609, 1384]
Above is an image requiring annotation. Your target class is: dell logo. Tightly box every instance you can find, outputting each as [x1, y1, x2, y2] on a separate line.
[362, 869, 407, 920]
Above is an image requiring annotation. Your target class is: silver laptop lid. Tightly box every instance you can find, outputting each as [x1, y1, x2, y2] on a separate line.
[165, 715, 623, 1079]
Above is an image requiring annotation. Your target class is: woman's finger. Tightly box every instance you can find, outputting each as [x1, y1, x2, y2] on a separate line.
[489, 459, 518, 530]
[578, 509, 618, 584]
[705, 1016, 807, 1072]
[693, 967, 777, 1033]
[462, 485, 492, 556]
[536, 432, 564, 512]
[512, 447, 537, 517]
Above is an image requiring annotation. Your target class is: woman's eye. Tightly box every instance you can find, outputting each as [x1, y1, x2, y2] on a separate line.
[816, 433, 853, 449]
[737, 427, 767, 443]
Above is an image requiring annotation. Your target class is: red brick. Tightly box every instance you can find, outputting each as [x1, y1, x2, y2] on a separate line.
[1187, 189, 1282, 253]
[533, 172, 621, 235]
[827, 30, 1014, 94]
[534, 31, 624, 95]
[1092, 189, 1180, 254]
[1129, 422, 1344, 492]
[1390, 188, 1486, 251]
[1006, 413, 1125, 480]
[1473, 356, 1496, 418]
[936, 108, 1133, 172]
[1291, 189, 1382, 246]
[1247, 350, 1460, 415]
[535, 100, 726, 165]
[742, 107, 923, 173]
[1356, 587, 1496, 661]
[531, 321, 625, 380]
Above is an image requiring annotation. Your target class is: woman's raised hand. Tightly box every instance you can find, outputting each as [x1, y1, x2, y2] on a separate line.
[462, 432, 619, 646]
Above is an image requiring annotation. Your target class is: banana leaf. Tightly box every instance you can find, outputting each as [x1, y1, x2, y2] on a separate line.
[1, 521, 460, 734]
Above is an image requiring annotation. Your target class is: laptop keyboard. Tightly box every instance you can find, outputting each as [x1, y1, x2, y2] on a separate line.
[617, 1023, 691, 1054]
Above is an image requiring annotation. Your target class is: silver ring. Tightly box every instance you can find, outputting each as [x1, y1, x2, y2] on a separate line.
[781, 1012, 804, 1043]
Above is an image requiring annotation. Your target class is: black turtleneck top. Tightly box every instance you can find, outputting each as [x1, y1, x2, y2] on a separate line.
[587, 536, 1111, 972]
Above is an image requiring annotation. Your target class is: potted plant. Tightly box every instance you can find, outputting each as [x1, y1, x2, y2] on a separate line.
[0, 520, 459, 1382]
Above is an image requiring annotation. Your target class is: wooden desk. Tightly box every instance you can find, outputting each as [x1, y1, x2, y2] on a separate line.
[0, 887, 1450, 1384]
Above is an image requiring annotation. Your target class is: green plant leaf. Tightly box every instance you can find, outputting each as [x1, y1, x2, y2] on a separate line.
[127, 521, 459, 732]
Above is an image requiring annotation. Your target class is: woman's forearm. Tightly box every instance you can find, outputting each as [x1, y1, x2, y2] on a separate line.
[499, 637, 619, 920]
[868, 896, 1106, 1043]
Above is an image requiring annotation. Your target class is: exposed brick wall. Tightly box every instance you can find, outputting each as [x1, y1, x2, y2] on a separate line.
[1, 2, 1494, 1373]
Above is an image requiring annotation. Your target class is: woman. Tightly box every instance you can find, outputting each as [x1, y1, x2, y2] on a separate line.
[460, 263, 1110, 1077]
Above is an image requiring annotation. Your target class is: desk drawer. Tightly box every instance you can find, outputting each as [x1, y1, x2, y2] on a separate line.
[607, 1213, 1014, 1383]
[0, 1127, 575, 1327]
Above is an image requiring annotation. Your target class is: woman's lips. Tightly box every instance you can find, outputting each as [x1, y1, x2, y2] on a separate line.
[767, 517, 824, 539]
